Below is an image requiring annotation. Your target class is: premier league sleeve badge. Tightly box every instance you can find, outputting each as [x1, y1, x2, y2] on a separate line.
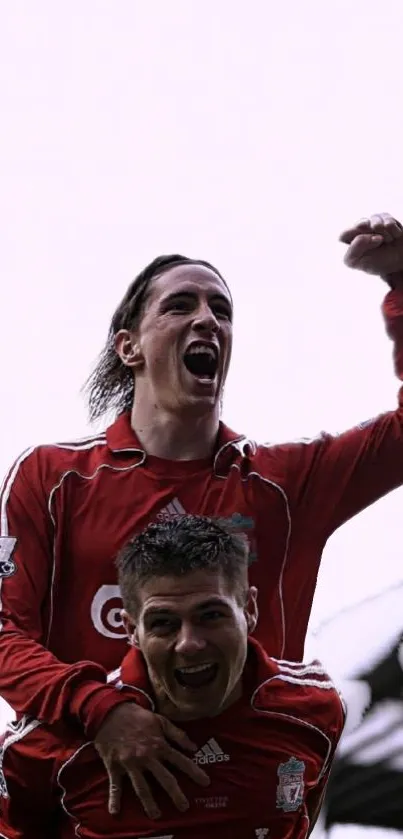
[0, 537, 17, 578]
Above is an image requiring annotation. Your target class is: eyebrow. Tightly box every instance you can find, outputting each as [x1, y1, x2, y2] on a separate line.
[196, 597, 229, 609]
[143, 598, 229, 619]
[161, 290, 232, 307]
[143, 608, 175, 619]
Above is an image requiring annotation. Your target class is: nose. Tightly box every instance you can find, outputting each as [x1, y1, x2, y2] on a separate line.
[193, 302, 219, 334]
[175, 623, 207, 656]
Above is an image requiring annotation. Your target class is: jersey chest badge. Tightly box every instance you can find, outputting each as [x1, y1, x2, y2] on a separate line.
[276, 756, 305, 812]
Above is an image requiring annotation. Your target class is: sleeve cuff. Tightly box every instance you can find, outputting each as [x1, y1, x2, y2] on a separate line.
[383, 286, 403, 316]
[70, 681, 139, 739]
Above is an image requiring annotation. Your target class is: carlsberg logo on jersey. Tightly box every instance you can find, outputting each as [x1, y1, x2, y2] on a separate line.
[193, 738, 230, 765]
[90, 584, 126, 640]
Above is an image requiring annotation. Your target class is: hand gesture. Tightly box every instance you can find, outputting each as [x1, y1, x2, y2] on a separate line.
[94, 703, 210, 820]
[340, 213, 403, 286]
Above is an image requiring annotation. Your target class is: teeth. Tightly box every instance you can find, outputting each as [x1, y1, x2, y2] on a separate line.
[187, 345, 216, 360]
[177, 663, 213, 674]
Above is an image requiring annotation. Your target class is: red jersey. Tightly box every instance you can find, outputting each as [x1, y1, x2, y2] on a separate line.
[0, 640, 345, 839]
[0, 289, 403, 735]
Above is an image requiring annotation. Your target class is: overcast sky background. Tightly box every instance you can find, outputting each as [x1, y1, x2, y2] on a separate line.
[1, 4, 403, 835]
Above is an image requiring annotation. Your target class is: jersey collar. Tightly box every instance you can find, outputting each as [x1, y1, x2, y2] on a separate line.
[106, 411, 248, 473]
[119, 637, 274, 709]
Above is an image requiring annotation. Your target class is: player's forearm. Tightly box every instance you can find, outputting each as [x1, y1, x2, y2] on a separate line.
[284, 289, 403, 533]
[0, 626, 133, 734]
[383, 287, 403, 380]
[69, 679, 140, 738]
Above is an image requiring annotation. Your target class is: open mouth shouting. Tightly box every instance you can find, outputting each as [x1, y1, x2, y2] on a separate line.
[183, 341, 219, 384]
[174, 662, 219, 690]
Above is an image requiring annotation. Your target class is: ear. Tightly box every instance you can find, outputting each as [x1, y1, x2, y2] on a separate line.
[114, 329, 144, 371]
[244, 586, 258, 634]
[121, 609, 139, 647]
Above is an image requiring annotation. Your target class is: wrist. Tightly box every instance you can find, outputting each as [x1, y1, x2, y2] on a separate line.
[382, 271, 403, 290]
[71, 682, 140, 739]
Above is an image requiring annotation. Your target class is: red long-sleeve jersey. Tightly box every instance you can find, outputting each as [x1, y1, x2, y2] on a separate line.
[0, 640, 345, 839]
[0, 290, 403, 735]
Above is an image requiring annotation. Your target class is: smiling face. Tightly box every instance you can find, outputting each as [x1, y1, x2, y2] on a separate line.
[116, 264, 233, 416]
[124, 569, 258, 720]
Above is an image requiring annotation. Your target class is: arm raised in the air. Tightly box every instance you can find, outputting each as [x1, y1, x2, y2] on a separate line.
[279, 214, 403, 537]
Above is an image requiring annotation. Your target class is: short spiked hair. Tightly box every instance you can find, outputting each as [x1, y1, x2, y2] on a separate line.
[116, 514, 250, 616]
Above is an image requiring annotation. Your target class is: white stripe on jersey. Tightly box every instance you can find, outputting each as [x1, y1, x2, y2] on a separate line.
[0, 448, 36, 538]
[0, 436, 111, 634]
[276, 662, 330, 678]
[274, 656, 325, 668]
[275, 674, 336, 690]
[107, 667, 122, 684]
[0, 448, 36, 631]
[0, 716, 42, 798]
[53, 436, 107, 451]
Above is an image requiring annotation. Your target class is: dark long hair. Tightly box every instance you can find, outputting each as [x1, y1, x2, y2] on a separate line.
[84, 254, 226, 423]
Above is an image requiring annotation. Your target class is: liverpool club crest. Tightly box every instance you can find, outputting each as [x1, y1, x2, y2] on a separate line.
[276, 756, 305, 812]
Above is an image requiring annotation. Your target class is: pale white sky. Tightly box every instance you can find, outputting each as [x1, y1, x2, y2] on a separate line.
[1, 3, 403, 832]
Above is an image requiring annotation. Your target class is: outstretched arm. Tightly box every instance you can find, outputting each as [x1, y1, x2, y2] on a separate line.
[280, 214, 403, 537]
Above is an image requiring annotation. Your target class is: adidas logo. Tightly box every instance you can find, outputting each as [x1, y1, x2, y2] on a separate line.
[193, 738, 230, 765]
[157, 498, 186, 520]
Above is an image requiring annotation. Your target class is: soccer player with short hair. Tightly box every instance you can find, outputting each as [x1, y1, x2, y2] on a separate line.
[0, 213, 402, 814]
[0, 516, 345, 838]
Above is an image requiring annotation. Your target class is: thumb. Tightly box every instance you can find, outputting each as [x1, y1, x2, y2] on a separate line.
[344, 233, 384, 268]
[158, 715, 197, 751]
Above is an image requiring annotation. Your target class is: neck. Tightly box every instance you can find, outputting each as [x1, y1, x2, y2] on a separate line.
[155, 681, 243, 722]
[130, 404, 220, 460]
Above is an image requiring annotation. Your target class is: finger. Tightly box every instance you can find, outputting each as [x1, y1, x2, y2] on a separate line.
[391, 220, 403, 238]
[159, 716, 197, 752]
[372, 212, 403, 241]
[148, 758, 189, 812]
[106, 766, 123, 816]
[339, 218, 371, 245]
[165, 746, 210, 786]
[126, 767, 161, 820]
[370, 213, 394, 243]
[344, 233, 384, 268]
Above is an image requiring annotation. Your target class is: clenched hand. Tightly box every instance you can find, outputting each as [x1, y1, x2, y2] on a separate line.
[340, 212, 403, 286]
[94, 703, 210, 820]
